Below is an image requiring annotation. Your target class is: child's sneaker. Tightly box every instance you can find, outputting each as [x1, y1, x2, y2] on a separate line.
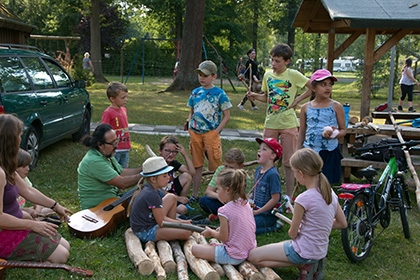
[409, 107, 416, 112]
[398, 105, 403, 111]
[237, 104, 246, 110]
[275, 219, 283, 230]
[189, 196, 199, 204]
[251, 106, 259, 110]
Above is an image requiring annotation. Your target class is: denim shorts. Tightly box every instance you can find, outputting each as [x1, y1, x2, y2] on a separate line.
[214, 245, 246, 265]
[283, 241, 318, 264]
[134, 224, 158, 243]
[115, 151, 129, 168]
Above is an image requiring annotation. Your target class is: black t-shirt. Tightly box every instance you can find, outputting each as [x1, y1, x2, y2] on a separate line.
[244, 58, 259, 81]
[129, 183, 162, 232]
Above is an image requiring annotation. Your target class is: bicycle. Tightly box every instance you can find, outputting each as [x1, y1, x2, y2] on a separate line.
[338, 140, 420, 262]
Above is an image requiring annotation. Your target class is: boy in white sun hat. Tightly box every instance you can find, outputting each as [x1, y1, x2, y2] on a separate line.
[130, 156, 191, 243]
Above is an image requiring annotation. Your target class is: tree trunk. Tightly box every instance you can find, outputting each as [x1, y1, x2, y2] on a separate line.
[252, 0, 258, 52]
[166, 0, 205, 92]
[90, 0, 107, 83]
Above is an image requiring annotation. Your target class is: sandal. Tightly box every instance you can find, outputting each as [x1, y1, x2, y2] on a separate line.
[298, 263, 317, 280]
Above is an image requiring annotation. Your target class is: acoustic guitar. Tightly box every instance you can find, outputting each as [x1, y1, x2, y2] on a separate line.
[68, 187, 137, 238]
[0, 259, 93, 278]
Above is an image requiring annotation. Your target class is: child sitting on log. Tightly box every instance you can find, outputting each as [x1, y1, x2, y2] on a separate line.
[129, 156, 191, 243]
[192, 169, 256, 265]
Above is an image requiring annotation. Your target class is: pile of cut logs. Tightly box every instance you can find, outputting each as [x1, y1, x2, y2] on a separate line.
[125, 228, 281, 280]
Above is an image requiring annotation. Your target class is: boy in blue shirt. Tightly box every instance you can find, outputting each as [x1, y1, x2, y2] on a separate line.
[250, 137, 283, 235]
[187, 60, 232, 201]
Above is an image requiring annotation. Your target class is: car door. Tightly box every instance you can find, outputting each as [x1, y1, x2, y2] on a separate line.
[43, 59, 83, 134]
[20, 56, 63, 143]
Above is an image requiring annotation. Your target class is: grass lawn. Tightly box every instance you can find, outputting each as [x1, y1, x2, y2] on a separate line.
[6, 76, 420, 279]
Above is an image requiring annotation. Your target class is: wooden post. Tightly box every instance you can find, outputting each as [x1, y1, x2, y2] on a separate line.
[184, 236, 220, 280]
[170, 241, 189, 280]
[389, 112, 420, 209]
[124, 228, 154, 276]
[360, 28, 376, 119]
[209, 238, 243, 280]
[144, 241, 166, 280]
[259, 267, 282, 280]
[238, 261, 264, 280]
[157, 240, 176, 273]
[192, 233, 225, 277]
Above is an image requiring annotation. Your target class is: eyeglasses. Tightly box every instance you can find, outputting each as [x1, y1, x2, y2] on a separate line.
[104, 139, 119, 146]
[163, 149, 178, 154]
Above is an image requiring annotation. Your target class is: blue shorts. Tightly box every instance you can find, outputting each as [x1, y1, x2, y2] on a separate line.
[214, 245, 246, 265]
[115, 151, 129, 168]
[134, 224, 158, 243]
[283, 241, 318, 265]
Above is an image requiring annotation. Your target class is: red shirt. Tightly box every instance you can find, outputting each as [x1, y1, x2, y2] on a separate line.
[101, 106, 131, 150]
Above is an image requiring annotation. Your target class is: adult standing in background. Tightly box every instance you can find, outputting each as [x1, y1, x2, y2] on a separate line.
[83, 52, 94, 72]
[238, 49, 261, 110]
[398, 57, 419, 112]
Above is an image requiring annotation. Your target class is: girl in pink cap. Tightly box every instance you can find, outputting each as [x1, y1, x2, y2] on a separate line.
[297, 69, 347, 184]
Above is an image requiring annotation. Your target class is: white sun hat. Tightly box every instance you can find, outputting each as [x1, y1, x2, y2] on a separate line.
[141, 156, 174, 177]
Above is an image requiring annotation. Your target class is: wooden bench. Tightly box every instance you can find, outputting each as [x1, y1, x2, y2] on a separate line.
[371, 111, 420, 124]
[341, 157, 420, 182]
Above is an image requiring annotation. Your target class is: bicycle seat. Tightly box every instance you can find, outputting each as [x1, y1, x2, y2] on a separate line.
[356, 165, 377, 178]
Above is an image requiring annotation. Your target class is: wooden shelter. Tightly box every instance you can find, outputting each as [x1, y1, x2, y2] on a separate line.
[293, 0, 420, 118]
[0, 2, 35, 44]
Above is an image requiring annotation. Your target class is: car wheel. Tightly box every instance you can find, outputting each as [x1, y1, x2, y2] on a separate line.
[24, 126, 40, 170]
[72, 109, 91, 142]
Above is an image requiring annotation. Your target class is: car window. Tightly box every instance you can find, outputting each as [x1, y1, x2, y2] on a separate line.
[0, 56, 32, 93]
[43, 60, 72, 88]
[20, 57, 54, 90]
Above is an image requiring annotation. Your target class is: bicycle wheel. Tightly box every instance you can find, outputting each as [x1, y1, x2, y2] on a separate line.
[341, 193, 374, 262]
[395, 180, 410, 239]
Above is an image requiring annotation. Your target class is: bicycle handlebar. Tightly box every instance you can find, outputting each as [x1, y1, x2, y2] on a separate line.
[355, 140, 420, 153]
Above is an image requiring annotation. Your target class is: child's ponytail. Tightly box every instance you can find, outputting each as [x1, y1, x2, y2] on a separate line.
[217, 168, 248, 201]
[290, 148, 332, 205]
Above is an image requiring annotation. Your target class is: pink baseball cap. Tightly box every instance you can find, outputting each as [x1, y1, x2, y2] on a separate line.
[310, 69, 338, 83]
[256, 138, 283, 159]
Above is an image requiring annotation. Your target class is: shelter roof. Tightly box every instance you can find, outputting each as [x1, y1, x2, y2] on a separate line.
[293, 0, 420, 34]
[0, 2, 35, 33]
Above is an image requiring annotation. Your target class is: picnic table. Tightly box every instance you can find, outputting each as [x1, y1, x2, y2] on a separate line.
[371, 111, 420, 124]
[340, 124, 420, 181]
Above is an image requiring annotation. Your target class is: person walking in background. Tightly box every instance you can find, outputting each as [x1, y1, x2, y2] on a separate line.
[236, 57, 246, 86]
[83, 52, 94, 72]
[238, 49, 261, 110]
[398, 58, 419, 112]
[298, 69, 346, 184]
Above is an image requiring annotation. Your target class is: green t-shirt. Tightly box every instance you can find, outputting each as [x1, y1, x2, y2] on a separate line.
[77, 149, 123, 210]
[209, 165, 252, 192]
[262, 68, 309, 129]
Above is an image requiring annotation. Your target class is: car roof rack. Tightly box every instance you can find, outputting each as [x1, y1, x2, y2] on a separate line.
[0, 44, 41, 52]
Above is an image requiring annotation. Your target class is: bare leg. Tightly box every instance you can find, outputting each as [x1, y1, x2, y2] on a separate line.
[192, 244, 216, 262]
[248, 241, 296, 268]
[47, 238, 70, 263]
[192, 167, 202, 198]
[162, 193, 178, 219]
[178, 172, 192, 197]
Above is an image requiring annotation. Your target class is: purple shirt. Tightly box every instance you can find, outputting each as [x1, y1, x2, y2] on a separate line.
[3, 180, 23, 219]
[218, 199, 256, 259]
[292, 188, 338, 260]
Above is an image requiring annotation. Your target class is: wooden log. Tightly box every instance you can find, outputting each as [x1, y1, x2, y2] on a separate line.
[259, 267, 282, 280]
[124, 228, 154, 276]
[192, 233, 225, 277]
[238, 261, 264, 280]
[170, 241, 189, 280]
[157, 240, 176, 273]
[144, 241, 166, 280]
[209, 238, 243, 280]
[184, 236, 220, 280]
[389, 112, 420, 209]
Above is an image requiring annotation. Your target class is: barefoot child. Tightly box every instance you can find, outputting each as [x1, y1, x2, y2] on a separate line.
[298, 69, 346, 184]
[130, 156, 191, 242]
[249, 148, 347, 279]
[192, 169, 256, 265]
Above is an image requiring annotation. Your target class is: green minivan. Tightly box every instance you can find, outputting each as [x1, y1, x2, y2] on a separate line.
[0, 44, 92, 168]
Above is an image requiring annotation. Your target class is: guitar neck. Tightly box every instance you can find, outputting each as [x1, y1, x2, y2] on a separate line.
[0, 260, 93, 277]
[106, 187, 137, 209]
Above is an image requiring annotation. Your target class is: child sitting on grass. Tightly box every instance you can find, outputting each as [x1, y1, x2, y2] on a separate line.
[130, 156, 191, 242]
[192, 169, 256, 265]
